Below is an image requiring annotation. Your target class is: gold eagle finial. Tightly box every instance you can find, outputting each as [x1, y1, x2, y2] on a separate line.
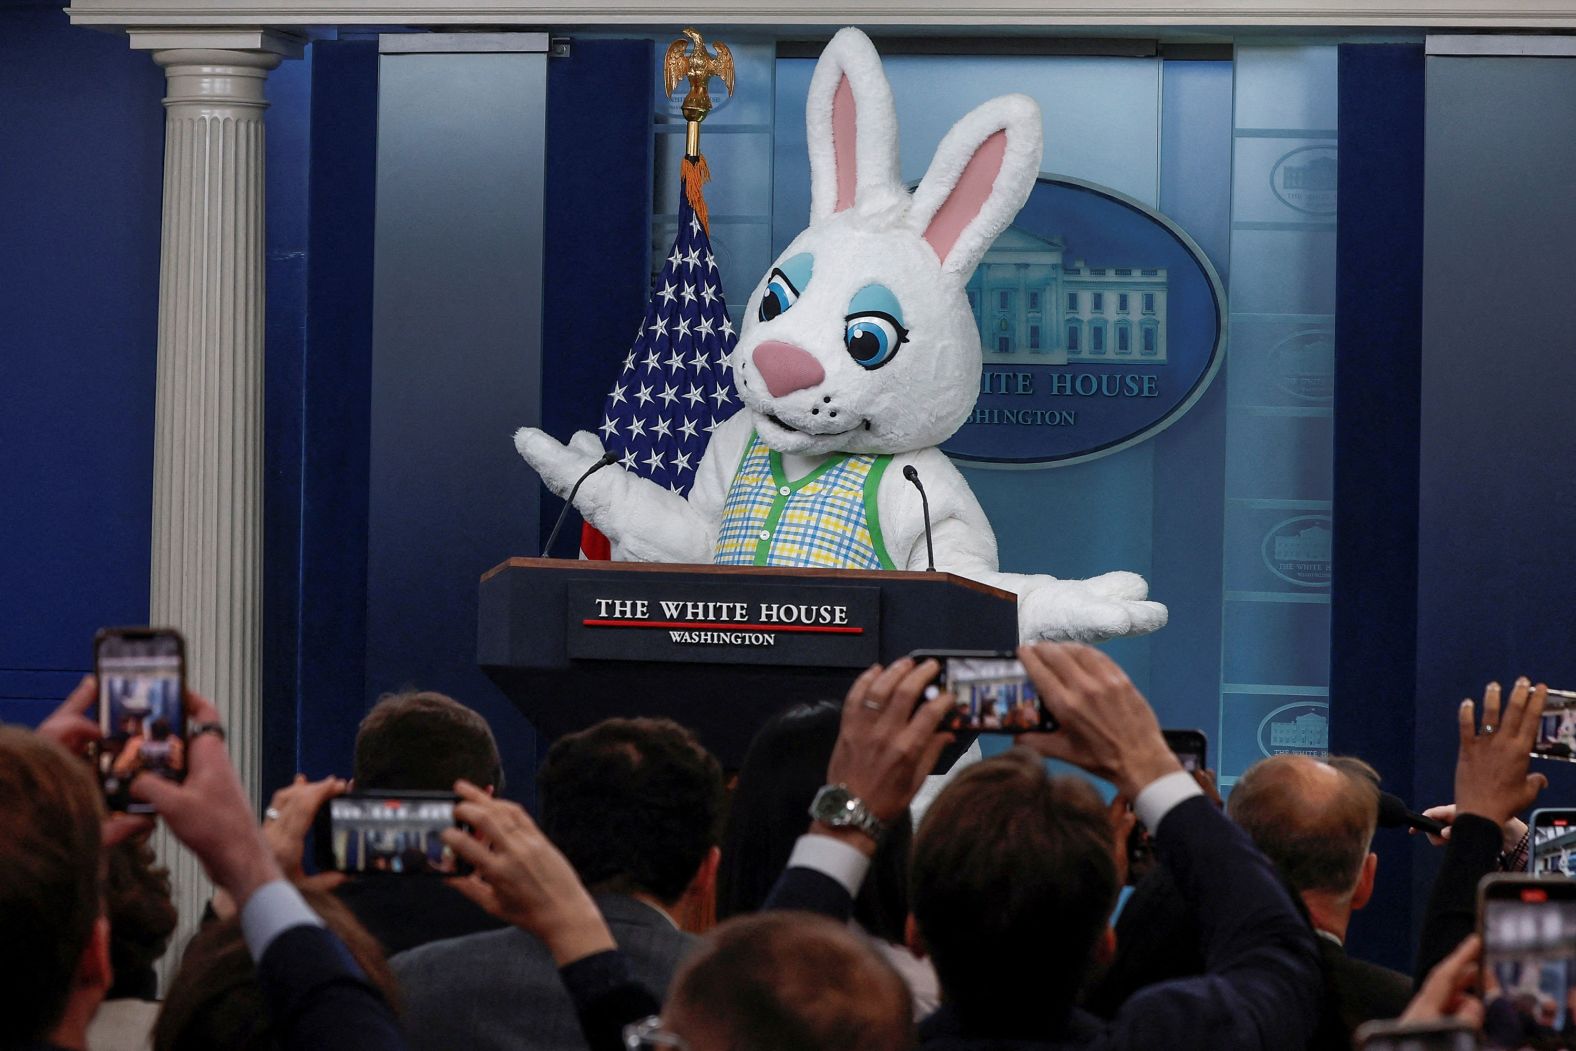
[664, 28, 735, 157]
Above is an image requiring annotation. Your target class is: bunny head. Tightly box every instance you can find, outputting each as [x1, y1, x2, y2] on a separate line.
[731, 28, 1044, 456]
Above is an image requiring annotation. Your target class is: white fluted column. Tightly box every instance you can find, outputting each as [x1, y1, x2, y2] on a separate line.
[131, 32, 300, 981]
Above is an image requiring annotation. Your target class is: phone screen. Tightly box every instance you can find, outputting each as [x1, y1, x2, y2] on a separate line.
[924, 655, 1055, 733]
[324, 795, 470, 876]
[96, 629, 186, 807]
[1535, 694, 1576, 762]
[1532, 812, 1576, 877]
[1481, 881, 1576, 1048]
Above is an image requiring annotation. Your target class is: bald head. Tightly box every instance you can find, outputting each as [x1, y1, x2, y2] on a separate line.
[1227, 753, 1379, 899]
[667, 912, 912, 1051]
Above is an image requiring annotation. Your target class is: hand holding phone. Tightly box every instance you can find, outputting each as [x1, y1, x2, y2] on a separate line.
[825, 659, 956, 830]
[1016, 643, 1181, 800]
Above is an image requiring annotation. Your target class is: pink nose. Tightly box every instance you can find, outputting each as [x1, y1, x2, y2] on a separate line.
[751, 341, 826, 398]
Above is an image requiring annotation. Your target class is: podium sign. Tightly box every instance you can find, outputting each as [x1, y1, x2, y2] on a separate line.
[565, 580, 879, 667]
[478, 558, 1017, 764]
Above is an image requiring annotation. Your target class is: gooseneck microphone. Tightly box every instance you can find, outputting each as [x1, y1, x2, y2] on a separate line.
[903, 465, 937, 573]
[542, 451, 619, 558]
[1377, 791, 1447, 837]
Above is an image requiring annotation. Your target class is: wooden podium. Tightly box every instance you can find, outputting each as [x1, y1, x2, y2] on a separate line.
[478, 558, 1018, 765]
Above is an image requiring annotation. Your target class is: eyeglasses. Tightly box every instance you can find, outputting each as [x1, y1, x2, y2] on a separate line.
[623, 1015, 690, 1051]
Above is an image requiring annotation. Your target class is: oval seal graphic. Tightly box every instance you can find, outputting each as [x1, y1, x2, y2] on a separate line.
[1270, 145, 1337, 216]
[945, 174, 1226, 468]
[1262, 515, 1333, 588]
[1269, 327, 1334, 403]
[1256, 702, 1329, 759]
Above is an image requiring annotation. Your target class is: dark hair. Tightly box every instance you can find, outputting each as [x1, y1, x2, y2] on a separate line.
[537, 717, 723, 904]
[0, 727, 105, 1045]
[717, 701, 910, 942]
[104, 831, 178, 1000]
[353, 691, 504, 792]
[1228, 753, 1379, 896]
[911, 748, 1117, 1036]
[670, 912, 912, 1051]
[154, 887, 399, 1051]
[150, 718, 172, 741]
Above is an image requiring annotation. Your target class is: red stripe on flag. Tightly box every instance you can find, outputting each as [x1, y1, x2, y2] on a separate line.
[580, 522, 611, 561]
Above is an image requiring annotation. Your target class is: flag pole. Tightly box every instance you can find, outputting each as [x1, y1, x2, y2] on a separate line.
[664, 27, 734, 234]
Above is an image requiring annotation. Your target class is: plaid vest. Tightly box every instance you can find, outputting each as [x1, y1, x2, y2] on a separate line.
[713, 431, 896, 570]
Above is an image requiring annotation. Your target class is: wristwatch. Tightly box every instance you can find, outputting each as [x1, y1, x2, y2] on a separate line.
[809, 784, 888, 841]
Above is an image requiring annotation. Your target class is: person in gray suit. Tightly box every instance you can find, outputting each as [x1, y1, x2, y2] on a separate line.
[391, 716, 724, 1051]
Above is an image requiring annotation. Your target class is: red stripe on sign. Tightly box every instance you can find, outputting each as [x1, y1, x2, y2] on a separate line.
[582, 619, 864, 635]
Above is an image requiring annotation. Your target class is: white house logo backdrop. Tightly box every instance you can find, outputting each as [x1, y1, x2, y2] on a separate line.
[945, 175, 1226, 467]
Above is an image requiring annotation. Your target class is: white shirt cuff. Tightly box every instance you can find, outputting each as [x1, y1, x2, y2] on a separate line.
[787, 833, 872, 898]
[1134, 770, 1205, 834]
[240, 879, 324, 961]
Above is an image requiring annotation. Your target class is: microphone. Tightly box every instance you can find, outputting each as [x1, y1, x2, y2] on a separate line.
[903, 465, 937, 572]
[1377, 791, 1446, 837]
[542, 451, 618, 558]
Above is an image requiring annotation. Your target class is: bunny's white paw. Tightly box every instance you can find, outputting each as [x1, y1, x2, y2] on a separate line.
[1017, 578, 1168, 643]
[513, 427, 606, 499]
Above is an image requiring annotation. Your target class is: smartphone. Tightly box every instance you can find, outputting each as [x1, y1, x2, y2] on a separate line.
[94, 627, 186, 811]
[1530, 809, 1576, 876]
[910, 650, 1057, 733]
[313, 792, 473, 876]
[1163, 729, 1208, 773]
[1355, 1018, 1480, 1051]
[1533, 689, 1576, 762]
[1478, 875, 1576, 1048]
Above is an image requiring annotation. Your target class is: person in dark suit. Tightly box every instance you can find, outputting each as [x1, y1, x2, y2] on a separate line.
[1229, 754, 1414, 1043]
[25, 675, 407, 1051]
[767, 645, 1325, 1051]
[333, 691, 511, 955]
[391, 716, 725, 1051]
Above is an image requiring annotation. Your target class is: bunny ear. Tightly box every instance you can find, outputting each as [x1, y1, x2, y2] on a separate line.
[807, 28, 902, 222]
[911, 94, 1044, 280]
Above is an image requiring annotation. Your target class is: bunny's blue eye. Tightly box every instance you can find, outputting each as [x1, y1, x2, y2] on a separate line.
[758, 270, 800, 322]
[844, 312, 908, 369]
[757, 253, 814, 323]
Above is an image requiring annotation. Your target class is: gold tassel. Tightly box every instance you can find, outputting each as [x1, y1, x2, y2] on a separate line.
[682, 154, 712, 236]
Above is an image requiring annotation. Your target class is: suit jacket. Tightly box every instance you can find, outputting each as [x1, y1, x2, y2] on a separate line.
[391, 893, 693, 1051]
[1319, 936, 1413, 1039]
[1087, 868, 1412, 1050]
[256, 924, 408, 1050]
[335, 875, 505, 957]
[766, 796, 1324, 1051]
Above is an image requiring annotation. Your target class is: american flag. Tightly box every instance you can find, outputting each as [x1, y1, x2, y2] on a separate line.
[580, 185, 741, 558]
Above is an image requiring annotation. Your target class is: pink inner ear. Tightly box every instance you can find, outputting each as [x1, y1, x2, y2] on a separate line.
[833, 75, 858, 213]
[923, 130, 1007, 265]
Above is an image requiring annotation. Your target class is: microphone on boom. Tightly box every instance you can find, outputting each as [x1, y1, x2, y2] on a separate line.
[903, 465, 937, 573]
[542, 451, 618, 558]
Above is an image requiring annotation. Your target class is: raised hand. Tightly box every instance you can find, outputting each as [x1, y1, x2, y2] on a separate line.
[822, 658, 956, 836]
[443, 781, 615, 966]
[1399, 934, 1484, 1028]
[263, 773, 349, 885]
[1456, 678, 1547, 828]
[130, 690, 282, 908]
[1016, 642, 1182, 800]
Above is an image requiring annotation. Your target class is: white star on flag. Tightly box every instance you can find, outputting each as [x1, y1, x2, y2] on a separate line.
[579, 182, 742, 560]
